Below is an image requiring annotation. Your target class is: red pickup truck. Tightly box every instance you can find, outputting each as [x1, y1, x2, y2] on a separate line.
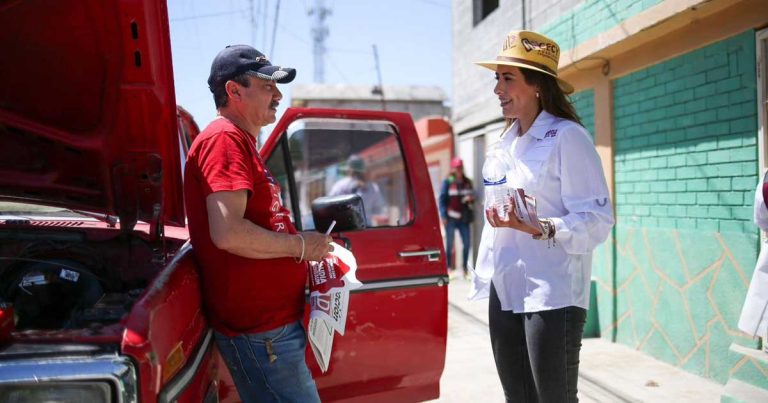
[0, 1, 448, 402]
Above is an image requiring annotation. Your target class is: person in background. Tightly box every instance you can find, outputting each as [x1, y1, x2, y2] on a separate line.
[184, 44, 331, 402]
[472, 30, 615, 402]
[439, 157, 475, 280]
[328, 155, 385, 225]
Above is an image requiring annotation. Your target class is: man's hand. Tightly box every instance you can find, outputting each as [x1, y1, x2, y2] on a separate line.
[300, 231, 333, 262]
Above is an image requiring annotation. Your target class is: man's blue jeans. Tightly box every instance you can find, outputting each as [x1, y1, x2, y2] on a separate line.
[214, 320, 320, 403]
[445, 217, 471, 272]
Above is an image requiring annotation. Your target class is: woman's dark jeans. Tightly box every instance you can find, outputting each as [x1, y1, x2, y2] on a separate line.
[489, 283, 587, 403]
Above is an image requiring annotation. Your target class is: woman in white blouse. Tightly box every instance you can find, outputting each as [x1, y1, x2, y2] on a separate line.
[473, 30, 615, 402]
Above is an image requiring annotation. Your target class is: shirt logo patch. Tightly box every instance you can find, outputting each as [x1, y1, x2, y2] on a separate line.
[544, 129, 558, 138]
[595, 198, 608, 206]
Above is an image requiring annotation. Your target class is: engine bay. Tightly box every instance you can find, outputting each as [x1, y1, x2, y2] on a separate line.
[0, 228, 175, 331]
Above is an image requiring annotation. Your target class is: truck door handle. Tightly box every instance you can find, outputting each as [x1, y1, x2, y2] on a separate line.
[398, 249, 441, 262]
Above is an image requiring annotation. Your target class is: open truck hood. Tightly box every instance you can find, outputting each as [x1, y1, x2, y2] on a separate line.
[0, 0, 184, 234]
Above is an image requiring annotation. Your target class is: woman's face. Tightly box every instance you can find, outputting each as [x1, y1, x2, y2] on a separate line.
[493, 65, 540, 121]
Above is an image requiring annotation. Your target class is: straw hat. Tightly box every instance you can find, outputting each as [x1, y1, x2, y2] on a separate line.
[475, 30, 574, 94]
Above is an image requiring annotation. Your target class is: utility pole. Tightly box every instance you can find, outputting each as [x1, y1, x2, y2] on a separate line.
[249, 0, 256, 46]
[269, 0, 281, 57]
[372, 44, 386, 110]
[308, 0, 331, 83]
[261, 0, 268, 50]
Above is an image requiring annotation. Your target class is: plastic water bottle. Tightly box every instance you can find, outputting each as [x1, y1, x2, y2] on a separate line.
[482, 143, 511, 220]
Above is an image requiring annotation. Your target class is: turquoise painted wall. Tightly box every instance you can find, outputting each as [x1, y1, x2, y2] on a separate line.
[570, 89, 595, 138]
[610, 31, 759, 384]
[543, 0, 664, 52]
[570, 88, 614, 340]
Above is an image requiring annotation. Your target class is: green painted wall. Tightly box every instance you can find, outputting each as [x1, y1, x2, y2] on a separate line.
[570, 88, 615, 340]
[570, 89, 595, 138]
[609, 31, 759, 384]
[543, 0, 663, 52]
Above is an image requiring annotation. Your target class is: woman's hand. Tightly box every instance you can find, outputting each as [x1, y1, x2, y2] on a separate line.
[485, 199, 542, 236]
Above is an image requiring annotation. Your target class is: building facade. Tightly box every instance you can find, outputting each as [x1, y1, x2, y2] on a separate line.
[290, 84, 449, 122]
[452, 0, 768, 398]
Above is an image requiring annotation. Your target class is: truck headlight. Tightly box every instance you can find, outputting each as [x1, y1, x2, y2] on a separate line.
[0, 350, 137, 403]
[0, 381, 111, 403]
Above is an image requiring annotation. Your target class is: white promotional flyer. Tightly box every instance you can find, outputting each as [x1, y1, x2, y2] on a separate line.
[307, 243, 361, 372]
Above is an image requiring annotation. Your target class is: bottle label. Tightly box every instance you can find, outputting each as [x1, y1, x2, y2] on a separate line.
[483, 177, 507, 186]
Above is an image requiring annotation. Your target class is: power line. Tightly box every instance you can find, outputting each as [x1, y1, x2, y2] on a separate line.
[372, 44, 386, 110]
[249, 0, 256, 46]
[326, 53, 350, 83]
[261, 0, 268, 50]
[415, 0, 450, 8]
[326, 47, 369, 55]
[169, 8, 249, 22]
[277, 22, 312, 46]
[270, 0, 281, 57]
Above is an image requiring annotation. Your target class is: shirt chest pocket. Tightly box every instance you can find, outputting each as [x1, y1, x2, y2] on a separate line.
[515, 144, 555, 187]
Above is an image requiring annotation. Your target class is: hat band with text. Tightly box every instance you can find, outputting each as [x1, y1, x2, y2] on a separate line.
[495, 56, 556, 76]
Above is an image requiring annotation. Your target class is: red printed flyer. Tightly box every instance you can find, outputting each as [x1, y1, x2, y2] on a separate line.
[307, 243, 361, 372]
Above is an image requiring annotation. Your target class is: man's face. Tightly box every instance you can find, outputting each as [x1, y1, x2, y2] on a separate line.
[237, 75, 283, 127]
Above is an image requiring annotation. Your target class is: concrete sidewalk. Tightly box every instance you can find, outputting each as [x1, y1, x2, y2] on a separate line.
[444, 278, 724, 402]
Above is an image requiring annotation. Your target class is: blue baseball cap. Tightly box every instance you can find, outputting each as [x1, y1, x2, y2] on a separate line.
[207, 45, 296, 91]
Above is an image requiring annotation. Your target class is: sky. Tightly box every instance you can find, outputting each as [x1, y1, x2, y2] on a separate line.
[168, 0, 452, 135]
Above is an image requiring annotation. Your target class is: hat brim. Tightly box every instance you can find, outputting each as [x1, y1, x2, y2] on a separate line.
[252, 65, 297, 84]
[475, 60, 574, 94]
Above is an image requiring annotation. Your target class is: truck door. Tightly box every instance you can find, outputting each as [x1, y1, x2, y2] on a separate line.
[261, 108, 448, 402]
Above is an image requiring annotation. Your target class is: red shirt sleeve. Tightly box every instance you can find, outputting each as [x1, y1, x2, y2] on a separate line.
[195, 130, 255, 197]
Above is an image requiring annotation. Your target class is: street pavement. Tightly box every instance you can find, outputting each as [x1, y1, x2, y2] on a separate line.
[430, 278, 724, 402]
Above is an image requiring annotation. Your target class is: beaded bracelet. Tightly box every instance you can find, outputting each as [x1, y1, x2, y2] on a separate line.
[294, 233, 305, 263]
[532, 218, 556, 241]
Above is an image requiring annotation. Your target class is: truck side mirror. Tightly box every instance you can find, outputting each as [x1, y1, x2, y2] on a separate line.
[311, 194, 367, 233]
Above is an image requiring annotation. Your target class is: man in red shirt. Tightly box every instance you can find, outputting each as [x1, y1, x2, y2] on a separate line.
[184, 44, 331, 402]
